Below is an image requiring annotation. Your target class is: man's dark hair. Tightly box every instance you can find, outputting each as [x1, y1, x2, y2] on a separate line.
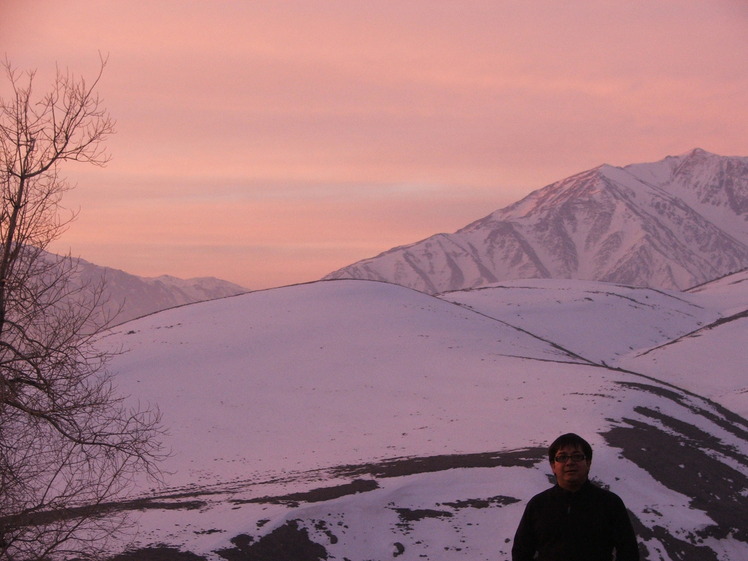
[548, 433, 593, 463]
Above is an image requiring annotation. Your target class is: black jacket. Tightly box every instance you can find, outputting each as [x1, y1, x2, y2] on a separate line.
[512, 480, 639, 561]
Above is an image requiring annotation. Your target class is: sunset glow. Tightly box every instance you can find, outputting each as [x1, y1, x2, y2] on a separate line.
[3, 1, 747, 289]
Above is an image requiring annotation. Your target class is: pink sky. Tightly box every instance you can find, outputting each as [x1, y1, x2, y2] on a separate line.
[3, 1, 747, 289]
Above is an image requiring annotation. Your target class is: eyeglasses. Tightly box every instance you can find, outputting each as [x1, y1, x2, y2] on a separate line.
[554, 453, 586, 463]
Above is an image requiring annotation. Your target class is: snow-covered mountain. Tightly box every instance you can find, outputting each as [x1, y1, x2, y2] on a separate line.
[67, 254, 248, 324]
[325, 149, 748, 293]
[85, 275, 747, 561]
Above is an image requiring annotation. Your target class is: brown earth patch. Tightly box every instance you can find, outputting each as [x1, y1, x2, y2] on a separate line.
[232, 478, 379, 507]
[214, 520, 327, 561]
[330, 447, 546, 479]
[107, 545, 208, 561]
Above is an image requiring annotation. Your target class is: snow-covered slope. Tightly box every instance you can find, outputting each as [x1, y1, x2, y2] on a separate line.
[325, 149, 748, 293]
[441, 279, 716, 364]
[618, 270, 748, 416]
[90, 278, 747, 561]
[440, 270, 748, 416]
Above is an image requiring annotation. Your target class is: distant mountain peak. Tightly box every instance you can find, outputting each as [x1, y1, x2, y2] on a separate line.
[325, 151, 748, 293]
[67, 255, 248, 324]
[686, 146, 711, 157]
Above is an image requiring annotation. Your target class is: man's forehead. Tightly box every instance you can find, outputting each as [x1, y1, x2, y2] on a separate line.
[556, 444, 584, 452]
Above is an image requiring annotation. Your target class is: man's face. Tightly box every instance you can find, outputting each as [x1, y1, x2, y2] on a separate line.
[551, 444, 591, 491]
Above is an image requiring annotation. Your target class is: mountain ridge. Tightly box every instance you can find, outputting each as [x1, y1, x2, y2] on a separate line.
[67, 253, 248, 324]
[326, 149, 748, 293]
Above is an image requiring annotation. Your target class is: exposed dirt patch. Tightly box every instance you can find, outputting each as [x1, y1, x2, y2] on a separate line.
[214, 520, 327, 561]
[392, 507, 453, 532]
[441, 495, 520, 509]
[616, 380, 748, 441]
[108, 545, 208, 561]
[602, 411, 748, 561]
[330, 447, 546, 479]
[604, 417, 747, 540]
[0, 498, 205, 528]
[232, 478, 378, 507]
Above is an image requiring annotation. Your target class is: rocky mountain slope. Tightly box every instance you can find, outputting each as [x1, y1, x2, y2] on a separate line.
[326, 149, 748, 293]
[70, 274, 748, 561]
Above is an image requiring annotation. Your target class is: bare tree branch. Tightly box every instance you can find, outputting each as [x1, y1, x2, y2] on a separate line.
[0, 57, 164, 561]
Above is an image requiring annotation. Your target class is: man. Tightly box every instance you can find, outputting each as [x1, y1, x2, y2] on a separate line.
[511, 433, 639, 561]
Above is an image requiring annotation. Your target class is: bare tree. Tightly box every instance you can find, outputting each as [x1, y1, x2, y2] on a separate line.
[0, 57, 163, 560]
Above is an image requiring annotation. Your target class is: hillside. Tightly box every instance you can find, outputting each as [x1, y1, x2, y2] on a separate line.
[441, 269, 748, 417]
[80, 277, 748, 561]
[325, 149, 748, 293]
[620, 270, 748, 416]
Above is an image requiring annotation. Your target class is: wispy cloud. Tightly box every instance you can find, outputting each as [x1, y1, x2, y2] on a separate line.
[4, 0, 747, 288]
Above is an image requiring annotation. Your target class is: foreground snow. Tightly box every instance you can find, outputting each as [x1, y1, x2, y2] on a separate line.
[98, 276, 748, 560]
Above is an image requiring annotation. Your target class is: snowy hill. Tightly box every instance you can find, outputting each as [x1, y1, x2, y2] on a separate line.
[619, 270, 748, 416]
[90, 277, 747, 561]
[441, 269, 748, 417]
[325, 149, 748, 293]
